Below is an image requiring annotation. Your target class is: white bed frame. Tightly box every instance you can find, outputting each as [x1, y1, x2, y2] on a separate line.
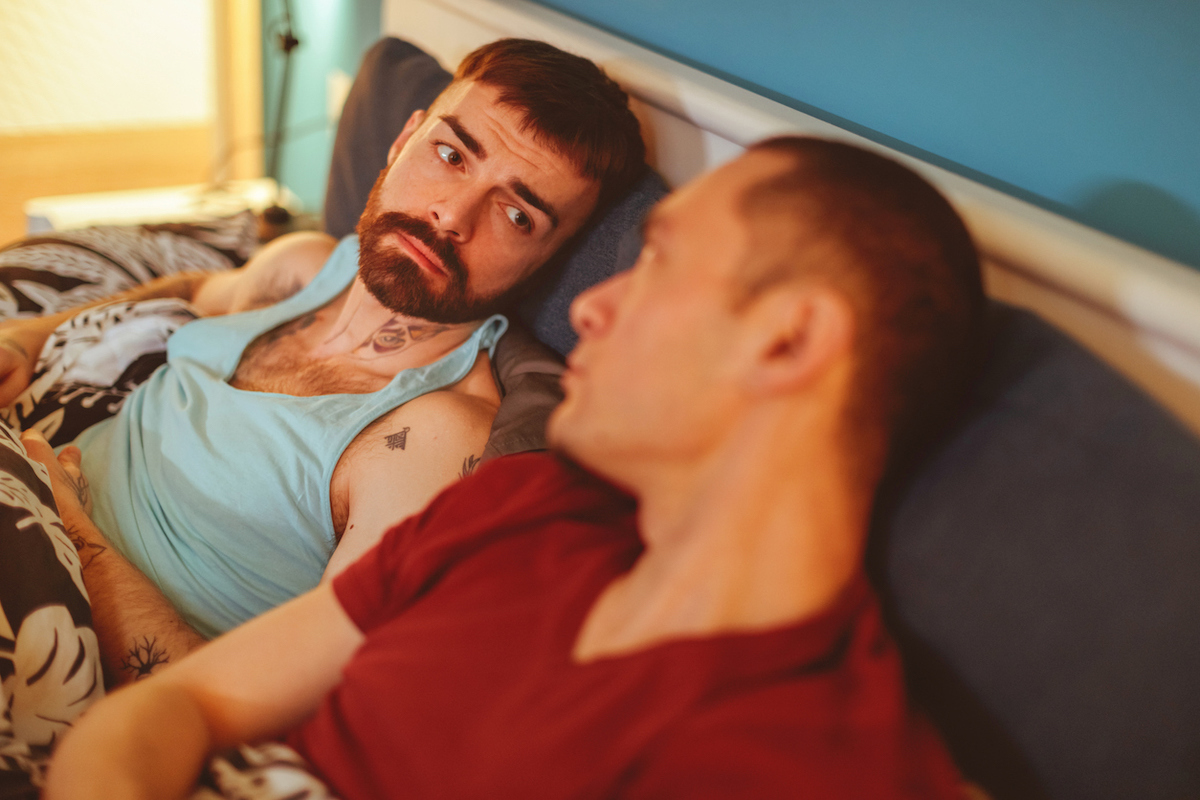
[386, 0, 1200, 436]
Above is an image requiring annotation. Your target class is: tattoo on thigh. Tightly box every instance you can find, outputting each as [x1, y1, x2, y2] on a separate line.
[385, 427, 411, 451]
[67, 527, 108, 570]
[460, 454, 482, 478]
[121, 635, 170, 680]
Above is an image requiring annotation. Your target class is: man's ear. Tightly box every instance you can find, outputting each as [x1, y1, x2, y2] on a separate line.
[741, 286, 855, 395]
[386, 109, 427, 165]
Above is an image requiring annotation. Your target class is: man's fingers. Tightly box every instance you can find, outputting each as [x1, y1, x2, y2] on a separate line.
[20, 428, 58, 469]
[58, 444, 83, 470]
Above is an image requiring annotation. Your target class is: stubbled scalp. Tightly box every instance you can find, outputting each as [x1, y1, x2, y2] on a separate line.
[738, 137, 986, 473]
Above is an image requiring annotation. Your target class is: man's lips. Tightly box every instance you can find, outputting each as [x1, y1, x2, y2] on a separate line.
[394, 231, 446, 277]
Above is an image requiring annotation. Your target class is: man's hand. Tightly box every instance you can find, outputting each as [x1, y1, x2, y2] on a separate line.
[21, 431, 92, 522]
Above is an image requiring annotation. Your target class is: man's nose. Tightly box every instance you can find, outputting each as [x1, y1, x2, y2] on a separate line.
[428, 190, 482, 241]
[570, 272, 628, 338]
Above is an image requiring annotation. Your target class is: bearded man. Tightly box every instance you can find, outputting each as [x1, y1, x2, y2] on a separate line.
[0, 37, 645, 687]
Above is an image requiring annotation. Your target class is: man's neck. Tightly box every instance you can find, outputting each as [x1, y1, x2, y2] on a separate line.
[573, 402, 872, 662]
[311, 277, 482, 364]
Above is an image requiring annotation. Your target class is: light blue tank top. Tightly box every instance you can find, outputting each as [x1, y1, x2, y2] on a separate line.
[75, 236, 507, 638]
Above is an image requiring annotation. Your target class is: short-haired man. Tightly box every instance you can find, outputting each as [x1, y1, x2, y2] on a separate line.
[40, 137, 983, 797]
[0, 38, 645, 685]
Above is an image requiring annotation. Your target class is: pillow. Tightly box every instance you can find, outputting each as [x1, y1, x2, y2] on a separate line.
[0, 211, 255, 321]
[872, 302, 1200, 800]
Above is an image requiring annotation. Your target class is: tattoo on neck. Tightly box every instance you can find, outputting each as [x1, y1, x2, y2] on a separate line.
[385, 427, 411, 451]
[460, 454, 482, 478]
[121, 635, 169, 679]
[358, 318, 452, 357]
[67, 526, 107, 570]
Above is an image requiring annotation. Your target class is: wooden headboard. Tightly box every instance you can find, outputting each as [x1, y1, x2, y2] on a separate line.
[386, 0, 1200, 435]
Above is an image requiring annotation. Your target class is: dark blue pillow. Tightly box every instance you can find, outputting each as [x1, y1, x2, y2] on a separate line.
[874, 302, 1200, 800]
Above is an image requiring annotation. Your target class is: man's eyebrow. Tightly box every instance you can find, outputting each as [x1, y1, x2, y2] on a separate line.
[440, 114, 486, 159]
[510, 180, 559, 230]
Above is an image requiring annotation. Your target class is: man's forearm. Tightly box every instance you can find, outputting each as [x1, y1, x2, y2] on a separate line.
[43, 677, 213, 800]
[0, 270, 210, 363]
[66, 514, 208, 686]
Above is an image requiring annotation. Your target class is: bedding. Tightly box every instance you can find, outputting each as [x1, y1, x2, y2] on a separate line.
[0, 212, 256, 321]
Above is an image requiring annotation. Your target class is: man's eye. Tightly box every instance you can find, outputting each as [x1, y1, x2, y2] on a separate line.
[505, 206, 531, 231]
[436, 144, 462, 166]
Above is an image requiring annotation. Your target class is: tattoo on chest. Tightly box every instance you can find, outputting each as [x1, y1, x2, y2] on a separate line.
[358, 318, 452, 357]
[259, 311, 319, 347]
[121, 635, 170, 679]
[384, 427, 411, 451]
[460, 454, 482, 478]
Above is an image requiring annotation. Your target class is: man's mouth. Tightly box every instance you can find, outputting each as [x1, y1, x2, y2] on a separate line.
[394, 232, 447, 277]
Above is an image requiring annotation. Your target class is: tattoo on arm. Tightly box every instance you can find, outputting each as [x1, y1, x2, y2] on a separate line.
[63, 469, 91, 511]
[384, 427, 411, 451]
[120, 635, 170, 680]
[0, 336, 29, 360]
[460, 454, 482, 478]
[67, 526, 107, 570]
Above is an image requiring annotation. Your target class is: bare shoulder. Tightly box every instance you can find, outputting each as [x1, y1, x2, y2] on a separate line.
[193, 231, 337, 315]
[348, 389, 498, 471]
[325, 389, 500, 579]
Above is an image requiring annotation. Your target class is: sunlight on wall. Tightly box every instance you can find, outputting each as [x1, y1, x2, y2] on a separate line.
[0, 0, 213, 134]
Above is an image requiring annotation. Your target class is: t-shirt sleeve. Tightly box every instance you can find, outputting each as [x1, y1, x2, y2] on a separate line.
[331, 515, 422, 633]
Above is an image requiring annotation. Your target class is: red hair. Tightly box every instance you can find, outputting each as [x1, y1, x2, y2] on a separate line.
[454, 38, 646, 211]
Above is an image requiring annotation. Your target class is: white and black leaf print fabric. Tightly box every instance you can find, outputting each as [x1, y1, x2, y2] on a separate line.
[0, 211, 254, 321]
[0, 424, 103, 792]
[192, 743, 340, 800]
[0, 299, 198, 447]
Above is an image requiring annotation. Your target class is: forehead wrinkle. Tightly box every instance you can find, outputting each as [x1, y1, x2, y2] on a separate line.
[440, 114, 486, 159]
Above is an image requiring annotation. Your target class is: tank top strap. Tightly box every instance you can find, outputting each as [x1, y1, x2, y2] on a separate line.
[340, 314, 509, 430]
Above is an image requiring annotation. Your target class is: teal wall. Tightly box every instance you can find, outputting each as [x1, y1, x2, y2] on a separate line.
[532, 0, 1200, 270]
[261, 0, 381, 213]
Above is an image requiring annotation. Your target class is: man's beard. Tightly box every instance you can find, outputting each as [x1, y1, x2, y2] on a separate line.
[355, 174, 529, 324]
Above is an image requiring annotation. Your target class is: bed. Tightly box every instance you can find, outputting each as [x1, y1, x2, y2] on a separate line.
[0, 1, 1197, 797]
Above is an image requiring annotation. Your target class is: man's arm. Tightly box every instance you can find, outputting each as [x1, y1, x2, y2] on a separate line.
[0, 231, 335, 407]
[324, 387, 498, 579]
[42, 580, 363, 800]
[21, 430, 207, 685]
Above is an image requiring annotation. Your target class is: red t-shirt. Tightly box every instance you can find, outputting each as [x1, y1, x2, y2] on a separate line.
[290, 452, 961, 798]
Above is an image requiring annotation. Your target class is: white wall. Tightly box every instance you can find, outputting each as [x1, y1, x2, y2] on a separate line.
[0, 0, 213, 134]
